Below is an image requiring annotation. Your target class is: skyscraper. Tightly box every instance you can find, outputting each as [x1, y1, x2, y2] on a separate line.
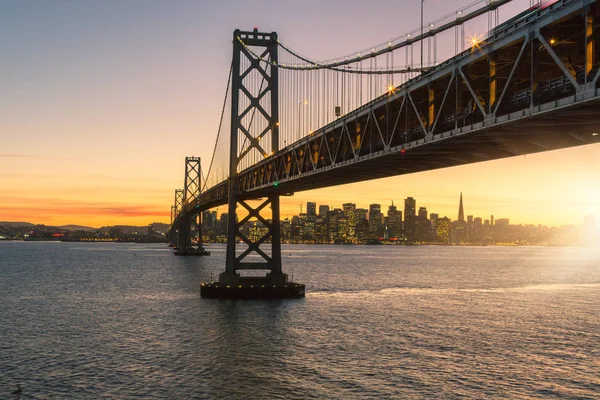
[307, 202, 317, 217]
[404, 197, 416, 221]
[342, 203, 356, 215]
[318, 204, 330, 219]
[368, 204, 383, 235]
[436, 217, 451, 243]
[404, 197, 416, 242]
[458, 192, 465, 222]
[343, 203, 357, 239]
[387, 201, 402, 239]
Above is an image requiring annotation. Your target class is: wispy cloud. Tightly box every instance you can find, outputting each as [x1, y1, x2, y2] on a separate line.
[0, 153, 36, 159]
[0, 153, 87, 162]
[0, 196, 169, 225]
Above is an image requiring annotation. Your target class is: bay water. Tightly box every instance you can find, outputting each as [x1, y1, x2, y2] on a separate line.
[1, 242, 599, 399]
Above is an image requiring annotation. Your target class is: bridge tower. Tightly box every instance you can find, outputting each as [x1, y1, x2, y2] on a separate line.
[222, 28, 283, 284]
[201, 28, 303, 298]
[174, 157, 209, 256]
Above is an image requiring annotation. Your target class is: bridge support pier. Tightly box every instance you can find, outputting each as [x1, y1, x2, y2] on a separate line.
[167, 205, 177, 247]
[174, 214, 209, 256]
[201, 28, 303, 299]
[219, 194, 286, 284]
[173, 157, 210, 256]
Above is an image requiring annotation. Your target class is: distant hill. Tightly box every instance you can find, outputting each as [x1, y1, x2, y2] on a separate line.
[58, 225, 96, 232]
[151, 223, 170, 232]
[97, 222, 170, 234]
[0, 221, 35, 227]
[0, 221, 169, 232]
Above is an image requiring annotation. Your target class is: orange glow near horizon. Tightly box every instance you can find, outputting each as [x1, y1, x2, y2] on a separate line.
[1, 143, 598, 228]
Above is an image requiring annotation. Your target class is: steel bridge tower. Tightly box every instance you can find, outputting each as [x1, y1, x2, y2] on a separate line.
[217, 28, 285, 286]
[174, 157, 209, 255]
[201, 29, 303, 297]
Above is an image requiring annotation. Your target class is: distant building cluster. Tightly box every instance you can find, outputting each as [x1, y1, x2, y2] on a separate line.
[200, 194, 599, 246]
[0, 223, 169, 242]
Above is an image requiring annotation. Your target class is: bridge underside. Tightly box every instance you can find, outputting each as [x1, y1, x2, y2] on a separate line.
[186, 98, 600, 214]
[258, 100, 600, 194]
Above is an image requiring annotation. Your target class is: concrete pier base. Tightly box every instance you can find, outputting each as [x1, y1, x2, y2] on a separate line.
[174, 248, 210, 256]
[201, 274, 305, 299]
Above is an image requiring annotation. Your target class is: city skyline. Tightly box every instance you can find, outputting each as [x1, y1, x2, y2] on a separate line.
[3, 190, 596, 246]
[1, 184, 596, 230]
[199, 192, 598, 246]
[205, 192, 597, 232]
[1, 0, 599, 227]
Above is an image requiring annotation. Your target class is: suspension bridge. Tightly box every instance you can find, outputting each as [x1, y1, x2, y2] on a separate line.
[168, 0, 600, 298]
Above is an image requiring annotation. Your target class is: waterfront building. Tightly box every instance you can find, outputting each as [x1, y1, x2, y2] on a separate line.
[436, 217, 451, 243]
[304, 218, 315, 242]
[430, 213, 439, 231]
[415, 217, 432, 243]
[328, 208, 343, 242]
[281, 218, 291, 242]
[315, 217, 328, 243]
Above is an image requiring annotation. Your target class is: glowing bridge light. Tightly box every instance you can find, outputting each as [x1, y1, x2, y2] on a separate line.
[470, 35, 482, 47]
[593, 132, 599, 136]
[388, 85, 395, 93]
[274, 181, 280, 187]
[549, 38, 557, 45]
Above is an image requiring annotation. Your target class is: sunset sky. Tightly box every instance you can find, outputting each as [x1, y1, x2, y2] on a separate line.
[1, 0, 599, 228]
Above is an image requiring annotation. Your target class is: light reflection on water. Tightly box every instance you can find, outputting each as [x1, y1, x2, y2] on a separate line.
[0, 242, 599, 399]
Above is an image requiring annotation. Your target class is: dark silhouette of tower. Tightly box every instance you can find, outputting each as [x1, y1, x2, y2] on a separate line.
[458, 192, 465, 222]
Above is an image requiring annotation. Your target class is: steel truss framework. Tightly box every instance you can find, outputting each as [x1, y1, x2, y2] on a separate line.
[234, 0, 600, 194]
[222, 29, 284, 282]
[173, 0, 600, 229]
